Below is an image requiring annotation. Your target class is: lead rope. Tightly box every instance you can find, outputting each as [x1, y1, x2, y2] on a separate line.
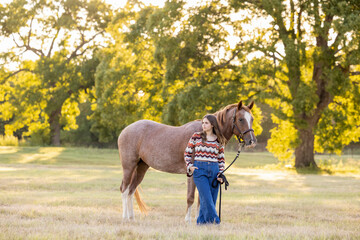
[212, 136, 245, 222]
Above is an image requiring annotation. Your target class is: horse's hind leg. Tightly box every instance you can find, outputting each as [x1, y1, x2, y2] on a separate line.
[185, 176, 196, 223]
[128, 160, 149, 195]
[119, 152, 139, 220]
[126, 160, 149, 219]
[120, 158, 138, 194]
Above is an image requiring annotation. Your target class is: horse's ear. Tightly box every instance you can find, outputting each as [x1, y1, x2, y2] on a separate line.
[237, 100, 243, 110]
[248, 101, 254, 110]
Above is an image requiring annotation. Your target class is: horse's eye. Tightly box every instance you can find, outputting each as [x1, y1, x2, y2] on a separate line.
[239, 118, 243, 122]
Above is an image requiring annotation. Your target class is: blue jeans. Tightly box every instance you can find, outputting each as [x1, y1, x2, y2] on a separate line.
[193, 161, 220, 225]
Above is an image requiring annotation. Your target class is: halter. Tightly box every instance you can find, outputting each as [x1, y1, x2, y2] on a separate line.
[231, 108, 254, 142]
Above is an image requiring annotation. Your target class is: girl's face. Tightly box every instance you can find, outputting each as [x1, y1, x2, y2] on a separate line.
[202, 118, 213, 132]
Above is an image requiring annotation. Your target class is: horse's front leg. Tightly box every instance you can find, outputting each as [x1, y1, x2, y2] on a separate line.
[185, 176, 196, 223]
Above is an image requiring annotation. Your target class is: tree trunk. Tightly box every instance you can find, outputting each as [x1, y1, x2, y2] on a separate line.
[294, 128, 318, 168]
[49, 108, 61, 146]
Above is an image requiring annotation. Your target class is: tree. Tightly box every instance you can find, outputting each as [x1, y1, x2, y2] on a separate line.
[230, 0, 360, 167]
[0, 0, 112, 145]
[91, 0, 263, 143]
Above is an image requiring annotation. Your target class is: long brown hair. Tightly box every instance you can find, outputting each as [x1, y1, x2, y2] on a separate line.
[200, 114, 226, 146]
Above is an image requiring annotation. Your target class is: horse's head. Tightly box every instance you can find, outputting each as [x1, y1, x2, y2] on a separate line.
[232, 100, 257, 148]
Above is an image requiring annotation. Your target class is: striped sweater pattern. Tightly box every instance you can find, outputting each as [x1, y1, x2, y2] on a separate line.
[184, 132, 225, 174]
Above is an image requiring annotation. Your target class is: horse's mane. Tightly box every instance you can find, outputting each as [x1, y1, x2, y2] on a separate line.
[213, 103, 252, 127]
[213, 104, 236, 126]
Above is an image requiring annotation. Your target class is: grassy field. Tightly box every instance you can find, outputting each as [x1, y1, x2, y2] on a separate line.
[0, 146, 359, 239]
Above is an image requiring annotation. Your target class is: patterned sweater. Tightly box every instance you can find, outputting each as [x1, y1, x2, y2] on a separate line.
[184, 132, 225, 175]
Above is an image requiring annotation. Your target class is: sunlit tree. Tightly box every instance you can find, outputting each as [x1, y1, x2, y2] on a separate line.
[231, 0, 360, 167]
[0, 0, 112, 145]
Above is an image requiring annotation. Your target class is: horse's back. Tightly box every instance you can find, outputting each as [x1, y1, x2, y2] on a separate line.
[118, 119, 201, 173]
[118, 120, 178, 144]
[118, 119, 199, 141]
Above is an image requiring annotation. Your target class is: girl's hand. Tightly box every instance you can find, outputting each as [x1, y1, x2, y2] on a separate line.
[190, 166, 198, 173]
[217, 172, 224, 183]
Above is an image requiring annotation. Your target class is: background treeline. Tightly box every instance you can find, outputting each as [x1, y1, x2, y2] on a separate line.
[0, 0, 359, 168]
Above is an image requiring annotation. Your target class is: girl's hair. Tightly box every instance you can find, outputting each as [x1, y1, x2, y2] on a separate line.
[200, 114, 226, 146]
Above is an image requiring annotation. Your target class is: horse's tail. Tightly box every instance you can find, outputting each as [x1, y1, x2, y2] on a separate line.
[134, 187, 148, 214]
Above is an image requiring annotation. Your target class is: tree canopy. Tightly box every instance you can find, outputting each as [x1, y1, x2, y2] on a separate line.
[0, 0, 112, 145]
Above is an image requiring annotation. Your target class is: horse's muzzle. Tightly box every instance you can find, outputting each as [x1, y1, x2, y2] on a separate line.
[245, 140, 256, 149]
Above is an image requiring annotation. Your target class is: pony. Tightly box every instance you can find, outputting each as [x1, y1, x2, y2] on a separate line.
[118, 100, 257, 221]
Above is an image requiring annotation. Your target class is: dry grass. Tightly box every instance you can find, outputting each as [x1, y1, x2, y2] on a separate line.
[0, 146, 360, 239]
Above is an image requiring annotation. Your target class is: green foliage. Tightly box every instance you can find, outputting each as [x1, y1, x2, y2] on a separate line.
[26, 127, 51, 146]
[267, 115, 297, 164]
[315, 91, 360, 154]
[292, 81, 319, 117]
[0, 0, 112, 145]
[0, 67, 48, 138]
[61, 101, 99, 147]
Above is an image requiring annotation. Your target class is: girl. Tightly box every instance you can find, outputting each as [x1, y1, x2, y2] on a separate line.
[184, 114, 226, 224]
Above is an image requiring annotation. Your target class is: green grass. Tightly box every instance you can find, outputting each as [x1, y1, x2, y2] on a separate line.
[0, 146, 119, 165]
[0, 146, 360, 239]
